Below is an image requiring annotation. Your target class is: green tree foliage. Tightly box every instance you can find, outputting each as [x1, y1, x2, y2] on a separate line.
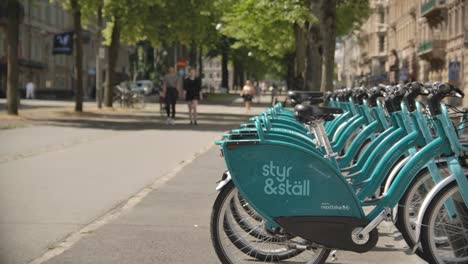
[336, 0, 370, 36]
[217, 0, 370, 85]
[216, 0, 315, 80]
[220, 0, 311, 60]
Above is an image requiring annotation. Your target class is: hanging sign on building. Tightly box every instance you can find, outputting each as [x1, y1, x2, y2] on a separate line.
[52, 32, 74, 55]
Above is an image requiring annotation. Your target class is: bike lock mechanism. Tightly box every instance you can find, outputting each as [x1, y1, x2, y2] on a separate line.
[313, 122, 338, 158]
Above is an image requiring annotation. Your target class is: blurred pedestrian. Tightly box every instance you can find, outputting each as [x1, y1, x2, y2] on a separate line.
[240, 80, 255, 113]
[26, 81, 35, 99]
[184, 68, 202, 125]
[162, 67, 180, 125]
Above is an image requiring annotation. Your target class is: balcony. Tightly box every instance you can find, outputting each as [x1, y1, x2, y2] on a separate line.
[421, 0, 446, 24]
[376, 23, 388, 34]
[373, 0, 387, 9]
[417, 39, 446, 61]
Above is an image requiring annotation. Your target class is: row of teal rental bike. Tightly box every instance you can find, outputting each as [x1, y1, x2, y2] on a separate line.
[210, 82, 468, 264]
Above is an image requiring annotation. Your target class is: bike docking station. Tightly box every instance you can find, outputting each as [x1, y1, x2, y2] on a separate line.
[211, 84, 468, 264]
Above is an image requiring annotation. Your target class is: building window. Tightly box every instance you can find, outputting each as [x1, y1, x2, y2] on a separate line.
[379, 35, 385, 53]
[31, 1, 40, 20]
[45, 2, 51, 25]
[51, 6, 56, 26]
[379, 10, 385, 24]
[56, 76, 66, 89]
[0, 30, 4, 57]
[56, 6, 61, 27]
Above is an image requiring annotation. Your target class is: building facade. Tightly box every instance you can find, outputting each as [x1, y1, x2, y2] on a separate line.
[360, 0, 389, 86]
[0, 0, 130, 99]
[339, 0, 468, 105]
[336, 0, 390, 87]
[336, 34, 362, 88]
[387, 0, 419, 84]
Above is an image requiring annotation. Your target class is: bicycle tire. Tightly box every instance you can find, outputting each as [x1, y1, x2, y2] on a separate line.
[210, 182, 330, 264]
[395, 162, 450, 261]
[420, 179, 468, 264]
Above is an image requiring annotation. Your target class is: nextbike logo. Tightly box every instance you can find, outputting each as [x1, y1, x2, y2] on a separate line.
[320, 202, 350, 211]
[262, 161, 310, 196]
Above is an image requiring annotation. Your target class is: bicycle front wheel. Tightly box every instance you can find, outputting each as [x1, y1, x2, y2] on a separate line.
[421, 180, 468, 264]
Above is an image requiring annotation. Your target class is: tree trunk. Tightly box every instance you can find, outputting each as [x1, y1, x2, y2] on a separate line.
[189, 40, 197, 67]
[239, 62, 245, 88]
[319, 0, 336, 92]
[305, 21, 322, 91]
[104, 17, 120, 107]
[96, 2, 103, 108]
[197, 46, 203, 78]
[221, 37, 229, 93]
[294, 23, 306, 90]
[71, 0, 83, 112]
[285, 53, 295, 91]
[233, 58, 240, 89]
[6, 0, 20, 115]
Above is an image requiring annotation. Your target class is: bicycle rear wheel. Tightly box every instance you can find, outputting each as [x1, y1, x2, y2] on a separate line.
[396, 164, 449, 261]
[211, 182, 330, 264]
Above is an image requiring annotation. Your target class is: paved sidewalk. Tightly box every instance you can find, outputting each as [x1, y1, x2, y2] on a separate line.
[43, 147, 425, 264]
[0, 99, 265, 264]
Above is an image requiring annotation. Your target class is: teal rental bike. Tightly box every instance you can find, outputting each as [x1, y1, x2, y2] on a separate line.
[219, 84, 445, 261]
[211, 82, 468, 264]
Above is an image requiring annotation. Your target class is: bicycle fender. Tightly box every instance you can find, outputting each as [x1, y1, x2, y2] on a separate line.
[216, 170, 232, 191]
[383, 155, 412, 194]
[412, 174, 456, 251]
[387, 158, 447, 223]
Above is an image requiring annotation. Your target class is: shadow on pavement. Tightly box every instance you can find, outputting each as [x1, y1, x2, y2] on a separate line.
[0, 101, 64, 111]
[32, 110, 253, 132]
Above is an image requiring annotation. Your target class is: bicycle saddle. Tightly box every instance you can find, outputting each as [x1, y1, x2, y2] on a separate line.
[288, 91, 324, 106]
[294, 104, 343, 123]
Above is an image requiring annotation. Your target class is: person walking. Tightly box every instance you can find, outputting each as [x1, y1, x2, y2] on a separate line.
[240, 80, 255, 113]
[26, 81, 35, 99]
[183, 68, 202, 125]
[162, 67, 180, 125]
